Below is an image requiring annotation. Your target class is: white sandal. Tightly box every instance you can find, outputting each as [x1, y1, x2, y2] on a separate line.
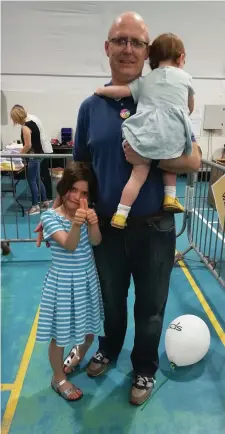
[63, 346, 81, 374]
[63, 340, 93, 374]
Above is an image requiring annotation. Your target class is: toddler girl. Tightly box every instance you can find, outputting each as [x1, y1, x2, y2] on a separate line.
[96, 33, 195, 229]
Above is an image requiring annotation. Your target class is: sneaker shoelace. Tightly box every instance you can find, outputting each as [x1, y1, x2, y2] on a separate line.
[134, 375, 155, 389]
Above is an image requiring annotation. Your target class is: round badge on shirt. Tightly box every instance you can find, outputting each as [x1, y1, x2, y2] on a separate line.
[120, 109, 130, 119]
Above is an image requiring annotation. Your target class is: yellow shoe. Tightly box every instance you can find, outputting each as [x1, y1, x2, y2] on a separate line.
[163, 195, 185, 213]
[111, 214, 127, 229]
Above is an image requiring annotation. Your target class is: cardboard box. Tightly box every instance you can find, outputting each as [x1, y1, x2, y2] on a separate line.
[211, 174, 225, 230]
[208, 148, 225, 208]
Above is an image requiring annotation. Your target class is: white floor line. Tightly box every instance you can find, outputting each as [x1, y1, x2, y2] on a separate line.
[194, 210, 225, 242]
[190, 207, 213, 212]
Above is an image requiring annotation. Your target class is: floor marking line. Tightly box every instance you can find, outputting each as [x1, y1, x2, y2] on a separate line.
[194, 210, 224, 242]
[1, 247, 225, 433]
[1, 385, 15, 391]
[178, 258, 225, 346]
[1, 308, 39, 434]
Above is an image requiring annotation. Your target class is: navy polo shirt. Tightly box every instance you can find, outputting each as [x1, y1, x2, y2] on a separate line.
[73, 93, 196, 217]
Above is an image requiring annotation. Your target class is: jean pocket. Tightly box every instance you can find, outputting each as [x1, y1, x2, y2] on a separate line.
[152, 214, 175, 233]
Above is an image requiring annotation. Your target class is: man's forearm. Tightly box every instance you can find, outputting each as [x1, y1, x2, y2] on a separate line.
[158, 142, 201, 174]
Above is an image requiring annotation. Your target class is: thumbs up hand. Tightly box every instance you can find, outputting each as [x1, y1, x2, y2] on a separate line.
[86, 208, 98, 226]
[73, 198, 88, 226]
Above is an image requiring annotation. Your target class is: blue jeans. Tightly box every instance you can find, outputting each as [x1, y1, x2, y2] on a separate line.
[27, 159, 47, 206]
[94, 213, 176, 377]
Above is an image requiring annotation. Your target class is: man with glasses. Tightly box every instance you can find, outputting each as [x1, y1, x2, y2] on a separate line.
[70, 11, 201, 405]
[109, 36, 149, 50]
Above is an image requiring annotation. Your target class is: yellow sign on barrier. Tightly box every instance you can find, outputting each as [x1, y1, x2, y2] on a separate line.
[211, 174, 225, 230]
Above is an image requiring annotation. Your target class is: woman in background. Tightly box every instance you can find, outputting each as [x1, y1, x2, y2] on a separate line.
[11, 104, 53, 202]
[10, 105, 49, 215]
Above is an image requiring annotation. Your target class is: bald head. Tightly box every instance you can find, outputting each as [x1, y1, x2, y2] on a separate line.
[105, 11, 150, 86]
[108, 11, 149, 43]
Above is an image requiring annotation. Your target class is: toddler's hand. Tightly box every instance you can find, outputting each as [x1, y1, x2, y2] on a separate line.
[95, 88, 104, 95]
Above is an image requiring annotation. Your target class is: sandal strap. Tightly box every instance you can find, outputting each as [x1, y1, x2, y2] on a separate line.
[58, 379, 67, 387]
[61, 386, 78, 399]
[51, 379, 81, 399]
[64, 346, 80, 367]
[51, 378, 67, 390]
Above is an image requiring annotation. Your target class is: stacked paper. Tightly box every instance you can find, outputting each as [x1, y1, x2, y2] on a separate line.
[0, 142, 24, 170]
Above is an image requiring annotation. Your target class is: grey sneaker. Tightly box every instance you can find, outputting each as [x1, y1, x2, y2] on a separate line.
[130, 375, 156, 405]
[40, 201, 49, 210]
[27, 205, 40, 215]
[86, 351, 110, 377]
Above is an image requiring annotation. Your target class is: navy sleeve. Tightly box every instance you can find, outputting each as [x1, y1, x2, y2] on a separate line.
[73, 101, 91, 162]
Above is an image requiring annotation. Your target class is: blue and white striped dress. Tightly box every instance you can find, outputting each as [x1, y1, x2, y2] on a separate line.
[36, 209, 104, 347]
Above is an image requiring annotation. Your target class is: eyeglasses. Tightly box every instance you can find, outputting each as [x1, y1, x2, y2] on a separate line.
[108, 37, 149, 50]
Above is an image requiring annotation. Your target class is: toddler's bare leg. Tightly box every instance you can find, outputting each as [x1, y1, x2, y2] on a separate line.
[120, 163, 150, 206]
[111, 163, 150, 229]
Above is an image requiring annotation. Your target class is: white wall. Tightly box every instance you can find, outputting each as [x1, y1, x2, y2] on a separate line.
[1, 1, 225, 159]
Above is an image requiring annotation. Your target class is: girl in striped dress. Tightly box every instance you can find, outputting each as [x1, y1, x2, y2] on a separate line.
[36, 162, 104, 401]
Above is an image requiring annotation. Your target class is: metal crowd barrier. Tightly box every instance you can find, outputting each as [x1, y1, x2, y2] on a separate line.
[1, 154, 225, 287]
[175, 159, 225, 288]
[1, 153, 73, 242]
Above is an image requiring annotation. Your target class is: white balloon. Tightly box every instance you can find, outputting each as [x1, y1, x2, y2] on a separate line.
[165, 315, 210, 366]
